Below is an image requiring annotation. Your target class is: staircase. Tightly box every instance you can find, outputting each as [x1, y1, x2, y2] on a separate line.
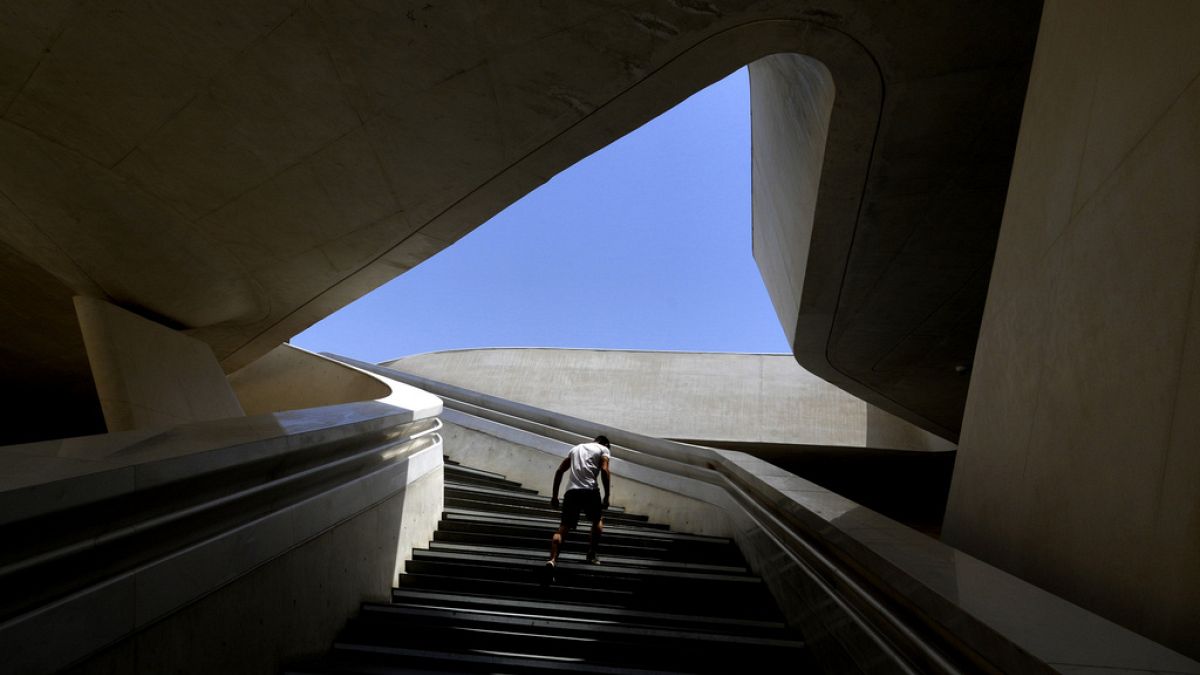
[288, 457, 810, 674]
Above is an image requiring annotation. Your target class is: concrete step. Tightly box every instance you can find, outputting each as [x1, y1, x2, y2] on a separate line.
[446, 482, 629, 514]
[396, 571, 779, 622]
[333, 607, 807, 673]
[397, 569, 646, 612]
[355, 601, 805, 650]
[308, 642, 684, 674]
[444, 463, 510, 481]
[432, 528, 679, 561]
[443, 465, 533, 492]
[444, 496, 651, 527]
[408, 550, 764, 590]
[443, 507, 670, 532]
[387, 587, 793, 638]
[424, 541, 749, 574]
[295, 456, 805, 674]
[445, 477, 539, 496]
[433, 517, 744, 563]
[402, 558, 778, 619]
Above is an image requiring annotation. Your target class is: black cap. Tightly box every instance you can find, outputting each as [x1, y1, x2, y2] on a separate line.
[594, 434, 611, 448]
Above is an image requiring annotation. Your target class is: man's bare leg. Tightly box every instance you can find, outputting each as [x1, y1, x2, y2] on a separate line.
[548, 524, 569, 567]
[586, 518, 604, 563]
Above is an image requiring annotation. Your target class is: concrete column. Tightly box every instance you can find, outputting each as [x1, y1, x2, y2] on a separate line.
[75, 296, 243, 432]
[943, 0, 1200, 657]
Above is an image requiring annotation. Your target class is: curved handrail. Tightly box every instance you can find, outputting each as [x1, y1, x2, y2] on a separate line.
[0, 418, 440, 583]
[0, 354, 446, 673]
[332, 354, 1200, 675]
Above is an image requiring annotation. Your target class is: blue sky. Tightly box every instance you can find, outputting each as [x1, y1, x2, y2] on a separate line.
[292, 67, 791, 362]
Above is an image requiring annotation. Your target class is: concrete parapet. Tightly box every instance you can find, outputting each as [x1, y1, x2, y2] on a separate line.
[387, 348, 951, 451]
[0, 359, 445, 673]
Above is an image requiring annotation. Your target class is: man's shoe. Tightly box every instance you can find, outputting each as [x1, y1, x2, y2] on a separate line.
[585, 555, 601, 565]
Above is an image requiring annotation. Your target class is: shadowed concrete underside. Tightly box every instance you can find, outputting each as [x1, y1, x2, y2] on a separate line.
[0, 2, 1042, 443]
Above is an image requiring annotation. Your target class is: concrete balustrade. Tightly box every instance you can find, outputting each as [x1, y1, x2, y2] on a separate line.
[0, 354, 446, 674]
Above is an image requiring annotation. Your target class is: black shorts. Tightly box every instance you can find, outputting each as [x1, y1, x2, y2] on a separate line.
[560, 489, 602, 529]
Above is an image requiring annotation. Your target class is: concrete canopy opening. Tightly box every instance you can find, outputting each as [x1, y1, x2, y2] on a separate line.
[0, 4, 1038, 446]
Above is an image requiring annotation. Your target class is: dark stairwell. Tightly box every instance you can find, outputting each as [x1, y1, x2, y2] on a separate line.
[287, 457, 810, 674]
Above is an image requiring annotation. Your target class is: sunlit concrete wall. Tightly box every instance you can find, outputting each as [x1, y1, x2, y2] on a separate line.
[386, 348, 951, 450]
[749, 53, 835, 351]
[943, 0, 1200, 658]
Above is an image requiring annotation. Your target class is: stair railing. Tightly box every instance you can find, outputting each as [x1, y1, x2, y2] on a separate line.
[0, 360, 443, 674]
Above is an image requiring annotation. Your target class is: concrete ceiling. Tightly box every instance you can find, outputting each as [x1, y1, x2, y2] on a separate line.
[0, 1, 1042, 443]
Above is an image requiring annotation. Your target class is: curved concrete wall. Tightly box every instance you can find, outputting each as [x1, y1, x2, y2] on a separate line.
[385, 348, 951, 451]
[749, 53, 835, 350]
[749, 12, 1039, 441]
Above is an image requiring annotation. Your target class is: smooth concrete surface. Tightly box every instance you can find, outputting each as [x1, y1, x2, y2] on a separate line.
[75, 296, 243, 432]
[749, 7, 1041, 441]
[0, 3, 1040, 446]
[1, 433, 443, 674]
[749, 53, 835, 353]
[0, 354, 442, 502]
[944, 0, 1200, 659]
[388, 348, 950, 450]
[229, 343, 390, 415]
[64, 460, 443, 675]
[716, 451, 1200, 675]
[865, 406, 955, 453]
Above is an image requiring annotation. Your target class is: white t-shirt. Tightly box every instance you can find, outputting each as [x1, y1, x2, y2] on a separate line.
[565, 441, 610, 492]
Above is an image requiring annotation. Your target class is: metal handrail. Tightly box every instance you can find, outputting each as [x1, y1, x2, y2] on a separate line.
[0, 414, 440, 624]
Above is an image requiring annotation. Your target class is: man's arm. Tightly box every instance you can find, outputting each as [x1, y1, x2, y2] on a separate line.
[600, 455, 611, 510]
[551, 457, 569, 508]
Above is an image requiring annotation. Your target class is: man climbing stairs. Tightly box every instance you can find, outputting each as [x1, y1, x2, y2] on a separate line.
[287, 457, 809, 673]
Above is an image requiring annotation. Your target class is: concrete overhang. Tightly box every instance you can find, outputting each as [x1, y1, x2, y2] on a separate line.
[0, 2, 1042, 442]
